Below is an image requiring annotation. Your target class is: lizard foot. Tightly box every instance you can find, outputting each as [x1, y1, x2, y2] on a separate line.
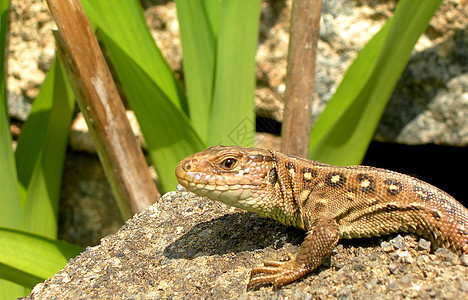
[247, 253, 309, 290]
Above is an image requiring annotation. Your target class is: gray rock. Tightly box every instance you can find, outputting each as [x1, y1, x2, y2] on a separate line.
[418, 238, 432, 252]
[390, 234, 407, 250]
[257, 0, 468, 146]
[26, 189, 468, 299]
[58, 152, 124, 247]
[317, 1, 468, 146]
[461, 254, 468, 267]
[380, 241, 394, 253]
[375, 37, 468, 146]
[7, 92, 31, 121]
[37, 48, 55, 72]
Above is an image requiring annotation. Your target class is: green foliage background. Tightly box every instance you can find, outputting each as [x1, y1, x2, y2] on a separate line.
[0, 0, 442, 297]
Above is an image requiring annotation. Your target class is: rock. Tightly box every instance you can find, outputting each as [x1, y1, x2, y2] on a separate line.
[256, 0, 468, 146]
[58, 152, 124, 247]
[7, 91, 31, 121]
[26, 189, 468, 299]
[418, 238, 432, 252]
[380, 241, 394, 253]
[398, 251, 414, 264]
[68, 114, 97, 153]
[375, 42, 468, 146]
[390, 234, 407, 250]
[461, 255, 468, 267]
[7, 0, 55, 103]
[37, 48, 55, 72]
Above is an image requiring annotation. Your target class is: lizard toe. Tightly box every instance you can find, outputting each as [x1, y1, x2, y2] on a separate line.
[247, 259, 308, 290]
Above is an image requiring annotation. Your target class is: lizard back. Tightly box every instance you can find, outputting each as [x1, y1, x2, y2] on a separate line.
[271, 150, 468, 254]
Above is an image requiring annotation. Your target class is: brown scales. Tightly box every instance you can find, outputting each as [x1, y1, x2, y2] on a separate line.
[175, 146, 468, 289]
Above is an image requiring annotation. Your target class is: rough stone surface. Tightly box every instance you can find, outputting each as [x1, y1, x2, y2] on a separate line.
[7, 0, 55, 103]
[27, 189, 468, 299]
[375, 34, 468, 146]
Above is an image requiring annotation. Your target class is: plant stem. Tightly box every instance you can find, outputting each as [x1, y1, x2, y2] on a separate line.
[46, 0, 160, 219]
[281, 0, 322, 157]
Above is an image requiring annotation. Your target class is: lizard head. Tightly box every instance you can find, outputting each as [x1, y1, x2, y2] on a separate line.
[175, 146, 276, 214]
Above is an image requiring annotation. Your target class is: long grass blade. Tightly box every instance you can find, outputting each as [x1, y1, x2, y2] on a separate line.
[208, 0, 261, 147]
[0, 114, 19, 229]
[82, 0, 185, 111]
[202, 0, 221, 38]
[309, 0, 442, 165]
[0, 0, 22, 229]
[15, 59, 75, 236]
[1, 1, 35, 297]
[175, 0, 217, 141]
[101, 33, 205, 191]
[82, 0, 204, 191]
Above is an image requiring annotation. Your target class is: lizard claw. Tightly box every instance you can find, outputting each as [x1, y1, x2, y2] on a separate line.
[246, 220, 340, 290]
[247, 253, 308, 290]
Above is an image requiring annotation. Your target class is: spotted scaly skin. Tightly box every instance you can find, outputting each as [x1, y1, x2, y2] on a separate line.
[175, 146, 468, 289]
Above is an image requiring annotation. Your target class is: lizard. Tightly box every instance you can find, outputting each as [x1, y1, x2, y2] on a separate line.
[175, 145, 468, 290]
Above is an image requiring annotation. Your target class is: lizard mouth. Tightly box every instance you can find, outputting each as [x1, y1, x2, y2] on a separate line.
[175, 159, 267, 204]
[176, 169, 264, 201]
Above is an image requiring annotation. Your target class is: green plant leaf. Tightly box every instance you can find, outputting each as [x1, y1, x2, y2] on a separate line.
[1, 0, 23, 230]
[0, 227, 83, 288]
[0, 108, 19, 229]
[202, 0, 221, 39]
[81, 0, 205, 191]
[14, 59, 75, 237]
[1, 1, 36, 297]
[176, 0, 217, 141]
[101, 33, 205, 191]
[308, 22, 390, 164]
[82, 0, 186, 112]
[207, 0, 261, 147]
[309, 0, 442, 165]
[0, 0, 8, 108]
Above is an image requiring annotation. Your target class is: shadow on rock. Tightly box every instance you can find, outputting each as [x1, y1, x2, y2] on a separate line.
[163, 211, 305, 260]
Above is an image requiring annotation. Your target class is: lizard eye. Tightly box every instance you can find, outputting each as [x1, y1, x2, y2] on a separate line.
[221, 158, 237, 169]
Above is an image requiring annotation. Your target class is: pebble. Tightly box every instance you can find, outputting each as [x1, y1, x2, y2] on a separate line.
[37, 48, 55, 72]
[461, 254, 468, 266]
[391, 235, 407, 250]
[418, 238, 431, 252]
[7, 92, 31, 121]
[388, 263, 399, 274]
[399, 250, 414, 264]
[380, 241, 394, 253]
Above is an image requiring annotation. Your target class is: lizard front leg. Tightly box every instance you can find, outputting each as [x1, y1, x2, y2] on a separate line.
[247, 218, 339, 290]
